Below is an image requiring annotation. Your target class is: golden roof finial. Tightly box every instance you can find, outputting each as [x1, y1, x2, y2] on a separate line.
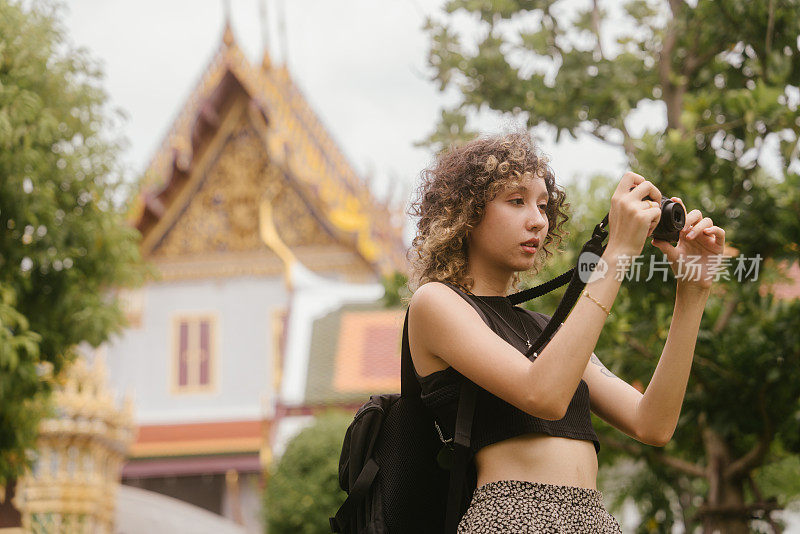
[261, 52, 272, 71]
[258, 0, 272, 70]
[222, 0, 234, 47]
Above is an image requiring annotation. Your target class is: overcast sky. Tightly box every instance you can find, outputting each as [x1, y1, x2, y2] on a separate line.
[60, 0, 688, 245]
[59, 1, 638, 236]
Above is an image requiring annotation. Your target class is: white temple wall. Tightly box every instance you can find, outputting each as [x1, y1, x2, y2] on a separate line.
[103, 275, 287, 424]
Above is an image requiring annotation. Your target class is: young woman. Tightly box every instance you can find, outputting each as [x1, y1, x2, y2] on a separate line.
[406, 131, 725, 532]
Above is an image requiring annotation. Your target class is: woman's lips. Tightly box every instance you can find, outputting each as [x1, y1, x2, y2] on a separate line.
[521, 244, 537, 254]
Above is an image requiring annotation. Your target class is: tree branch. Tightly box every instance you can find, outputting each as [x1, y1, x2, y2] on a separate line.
[542, 5, 566, 58]
[693, 355, 739, 381]
[712, 295, 738, 335]
[696, 118, 746, 136]
[603, 435, 706, 478]
[659, 15, 683, 130]
[655, 451, 707, 478]
[584, 124, 629, 157]
[666, 0, 684, 17]
[684, 45, 725, 76]
[626, 334, 658, 360]
[618, 118, 637, 160]
[725, 386, 773, 479]
[765, 0, 775, 58]
[591, 0, 605, 60]
[746, 473, 782, 533]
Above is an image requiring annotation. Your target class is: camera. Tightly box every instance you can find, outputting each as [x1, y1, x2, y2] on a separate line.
[646, 195, 685, 243]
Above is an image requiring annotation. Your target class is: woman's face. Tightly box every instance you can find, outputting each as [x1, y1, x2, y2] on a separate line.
[466, 176, 550, 274]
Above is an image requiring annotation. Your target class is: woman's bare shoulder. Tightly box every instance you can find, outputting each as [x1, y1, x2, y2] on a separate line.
[410, 280, 457, 303]
[408, 281, 474, 320]
[408, 281, 558, 418]
[407, 282, 476, 372]
[407, 282, 448, 374]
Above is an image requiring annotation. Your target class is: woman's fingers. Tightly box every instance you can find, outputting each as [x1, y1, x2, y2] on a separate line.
[629, 180, 662, 203]
[614, 171, 645, 198]
[640, 198, 659, 210]
[702, 225, 726, 246]
[686, 217, 713, 239]
[683, 209, 703, 230]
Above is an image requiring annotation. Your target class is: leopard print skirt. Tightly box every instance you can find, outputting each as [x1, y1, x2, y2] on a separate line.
[457, 480, 623, 533]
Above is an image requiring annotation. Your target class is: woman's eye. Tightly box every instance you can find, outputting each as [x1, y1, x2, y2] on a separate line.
[538, 204, 548, 210]
[510, 198, 524, 205]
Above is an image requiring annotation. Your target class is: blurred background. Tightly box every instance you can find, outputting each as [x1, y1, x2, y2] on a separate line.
[1, 0, 799, 532]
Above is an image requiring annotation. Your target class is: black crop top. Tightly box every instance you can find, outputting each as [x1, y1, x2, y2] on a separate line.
[412, 290, 601, 454]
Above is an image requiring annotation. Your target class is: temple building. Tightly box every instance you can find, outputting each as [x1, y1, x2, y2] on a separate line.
[97, 20, 408, 532]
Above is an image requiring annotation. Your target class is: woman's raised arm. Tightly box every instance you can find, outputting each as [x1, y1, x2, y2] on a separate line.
[409, 171, 666, 419]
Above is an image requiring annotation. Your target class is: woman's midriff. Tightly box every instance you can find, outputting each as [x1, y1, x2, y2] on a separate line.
[473, 432, 599, 490]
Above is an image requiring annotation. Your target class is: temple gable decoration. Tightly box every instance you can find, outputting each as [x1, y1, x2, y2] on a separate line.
[129, 22, 407, 282]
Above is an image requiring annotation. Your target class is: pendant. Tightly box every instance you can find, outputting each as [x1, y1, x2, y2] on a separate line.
[526, 340, 532, 349]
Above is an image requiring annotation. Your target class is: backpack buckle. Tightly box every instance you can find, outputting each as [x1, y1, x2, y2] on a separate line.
[434, 421, 454, 449]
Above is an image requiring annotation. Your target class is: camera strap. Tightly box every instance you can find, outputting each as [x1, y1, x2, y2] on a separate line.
[507, 213, 610, 359]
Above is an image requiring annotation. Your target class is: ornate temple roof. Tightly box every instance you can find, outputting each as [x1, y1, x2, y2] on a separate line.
[128, 23, 408, 280]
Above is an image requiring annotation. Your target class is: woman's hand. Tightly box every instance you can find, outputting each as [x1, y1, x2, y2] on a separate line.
[607, 172, 663, 257]
[652, 198, 726, 291]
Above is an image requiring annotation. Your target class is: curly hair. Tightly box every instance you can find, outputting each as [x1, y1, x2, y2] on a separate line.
[406, 130, 570, 295]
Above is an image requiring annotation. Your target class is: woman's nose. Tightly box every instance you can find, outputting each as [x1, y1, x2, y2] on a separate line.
[527, 208, 547, 231]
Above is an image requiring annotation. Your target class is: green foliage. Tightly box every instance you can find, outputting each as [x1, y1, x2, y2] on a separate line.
[0, 0, 146, 483]
[380, 270, 410, 308]
[424, 0, 800, 530]
[264, 410, 351, 534]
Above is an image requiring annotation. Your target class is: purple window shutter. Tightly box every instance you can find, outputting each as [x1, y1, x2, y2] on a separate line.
[199, 320, 210, 385]
[179, 321, 189, 386]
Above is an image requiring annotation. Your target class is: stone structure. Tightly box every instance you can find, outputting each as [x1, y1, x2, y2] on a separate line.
[10, 356, 134, 533]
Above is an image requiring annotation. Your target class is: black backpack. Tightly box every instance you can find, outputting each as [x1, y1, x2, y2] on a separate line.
[328, 284, 486, 534]
[329, 214, 611, 534]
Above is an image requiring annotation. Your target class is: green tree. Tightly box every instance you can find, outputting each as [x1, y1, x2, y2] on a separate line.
[423, 1, 800, 532]
[0, 0, 145, 484]
[380, 270, 411, 307]
[264, 410, 351, 534]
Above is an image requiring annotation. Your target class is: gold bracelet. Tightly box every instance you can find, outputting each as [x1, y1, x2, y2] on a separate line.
[582, 289, 611, 317]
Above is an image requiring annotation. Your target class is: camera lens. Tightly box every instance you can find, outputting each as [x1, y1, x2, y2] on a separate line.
[652, 197, 685, 243]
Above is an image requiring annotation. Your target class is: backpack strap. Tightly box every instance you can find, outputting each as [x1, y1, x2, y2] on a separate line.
[329, 458, 379, 533]
[445, 379, 478, 534]
[400, 308, 422, 401]
[436, 282, 491, 534]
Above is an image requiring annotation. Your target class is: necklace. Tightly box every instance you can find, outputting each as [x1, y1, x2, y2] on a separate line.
[470, 294, 533, 349]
